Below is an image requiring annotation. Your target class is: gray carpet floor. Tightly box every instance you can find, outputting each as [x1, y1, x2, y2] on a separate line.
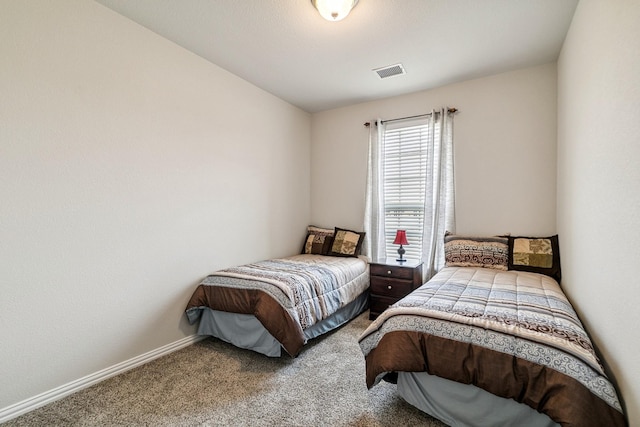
[5, 311, 448, 426]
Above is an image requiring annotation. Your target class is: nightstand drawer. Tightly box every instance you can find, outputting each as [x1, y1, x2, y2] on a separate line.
[370, 276, 414, 298]
[369, 263, 414, 280]
[369, 295, 399, 316]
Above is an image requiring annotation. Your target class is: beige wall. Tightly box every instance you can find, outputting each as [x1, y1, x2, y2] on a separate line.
[0, 0, 310, 412]
[557, 0, 640, 424]
[5, 0, 637, 424]
[311, 63, 558, 236]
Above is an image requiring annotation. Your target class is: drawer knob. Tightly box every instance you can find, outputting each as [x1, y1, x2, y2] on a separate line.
[387, 285, 392, 290]
[387, 270, 392, 275]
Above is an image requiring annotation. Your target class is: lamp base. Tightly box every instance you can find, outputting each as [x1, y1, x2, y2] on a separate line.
[396, 245, 406, 262]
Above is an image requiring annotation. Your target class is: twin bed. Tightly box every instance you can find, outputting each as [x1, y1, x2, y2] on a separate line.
[185, 230, 626, 426]
[359, 234, 626, 426]
[185, 226, 369, 357]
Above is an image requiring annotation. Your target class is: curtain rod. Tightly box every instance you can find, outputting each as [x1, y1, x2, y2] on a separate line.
[363, 108, 458, 127]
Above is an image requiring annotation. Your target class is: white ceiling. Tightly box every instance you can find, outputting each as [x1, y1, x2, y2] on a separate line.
[94, 0, 579, 113]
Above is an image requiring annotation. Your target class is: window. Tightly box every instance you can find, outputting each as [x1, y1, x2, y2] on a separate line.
[382, 119, 439, 261]
[364, 108, 455, 277]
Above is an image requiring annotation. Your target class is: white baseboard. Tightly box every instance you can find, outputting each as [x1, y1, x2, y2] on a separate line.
[0, 334, 207, 423]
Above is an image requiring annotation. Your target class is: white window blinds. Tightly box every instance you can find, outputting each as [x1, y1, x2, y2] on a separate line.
[383, 119, 439, 261]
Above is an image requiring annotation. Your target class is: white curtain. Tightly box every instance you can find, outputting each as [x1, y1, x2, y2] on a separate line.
[363, 109, 456, 280]
[422, 109, 456, 279]
[362, 119, 386, 263]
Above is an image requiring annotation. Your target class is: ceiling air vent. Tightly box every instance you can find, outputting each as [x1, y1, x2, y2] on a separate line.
[373, 63, 406, 79]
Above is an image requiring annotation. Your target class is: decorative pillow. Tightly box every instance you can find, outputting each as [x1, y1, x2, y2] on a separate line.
[301, 225, 334, 255]
[508, 235, 561, 282]
[328, 227, 365, 257]
[444, 234, 509, 270]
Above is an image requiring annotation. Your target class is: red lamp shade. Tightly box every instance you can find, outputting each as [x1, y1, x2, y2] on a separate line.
[393, 230, 409, 246]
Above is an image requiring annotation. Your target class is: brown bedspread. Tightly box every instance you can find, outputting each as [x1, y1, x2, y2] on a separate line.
[358, 267, 626, 427]
[186, 255, 368, 356]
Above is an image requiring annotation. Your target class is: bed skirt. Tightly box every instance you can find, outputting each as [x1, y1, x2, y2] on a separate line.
[397, 371, 559, 427]
[196, 290, 369, 357]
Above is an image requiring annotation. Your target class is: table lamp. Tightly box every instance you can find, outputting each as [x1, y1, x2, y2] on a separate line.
[393, 230, 409, 262]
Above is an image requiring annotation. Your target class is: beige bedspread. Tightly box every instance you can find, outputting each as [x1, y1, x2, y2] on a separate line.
[359, 267, 626, 427]
[186, 254, 369, 356]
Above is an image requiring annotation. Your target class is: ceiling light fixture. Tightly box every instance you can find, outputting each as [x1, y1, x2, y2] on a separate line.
[311, 0, 359, 22]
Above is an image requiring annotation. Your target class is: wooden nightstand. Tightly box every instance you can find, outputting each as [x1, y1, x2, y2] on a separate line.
[369, 258, 424, 320]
